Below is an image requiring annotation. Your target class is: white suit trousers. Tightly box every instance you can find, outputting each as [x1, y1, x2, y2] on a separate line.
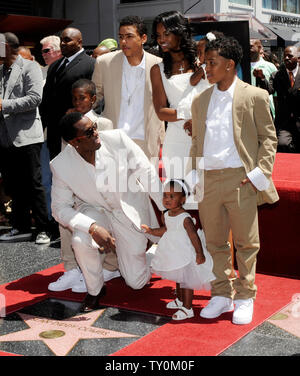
[71, 206, 150, 295]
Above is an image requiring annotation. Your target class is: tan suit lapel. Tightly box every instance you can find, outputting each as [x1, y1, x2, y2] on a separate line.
[112, 52, 123, 127]
[197, 86, 214, 156]
[232, 79, 246, 153]
[144, 51, 151, 127]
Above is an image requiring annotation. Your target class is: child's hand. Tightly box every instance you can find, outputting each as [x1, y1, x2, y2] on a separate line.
[196, 252, 206, 265]
[141, 224, 152, 234]
[66, 108, 76, 114]
[183, 119, 192, 136]
[190, 67, 205, 86]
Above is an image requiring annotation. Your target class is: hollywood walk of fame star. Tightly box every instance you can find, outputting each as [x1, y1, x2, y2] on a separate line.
[0, 309, 137, 356]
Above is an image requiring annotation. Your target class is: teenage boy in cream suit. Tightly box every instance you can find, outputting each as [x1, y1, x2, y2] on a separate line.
[92, 15, 165, 161]
[190, 37, 279, 325]
[50, 112, 164, 312]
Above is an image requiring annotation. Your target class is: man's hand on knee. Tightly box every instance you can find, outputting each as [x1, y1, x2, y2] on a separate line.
[89, 223, 116, 253]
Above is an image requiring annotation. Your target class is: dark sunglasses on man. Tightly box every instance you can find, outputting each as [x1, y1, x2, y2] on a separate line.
[41, 48, 52, 54]
[72, 122, 98, 142]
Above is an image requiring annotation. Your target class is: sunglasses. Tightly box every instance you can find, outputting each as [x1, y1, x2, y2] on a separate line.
[41, 48, 52, 54]
[72, 122, 98, 141]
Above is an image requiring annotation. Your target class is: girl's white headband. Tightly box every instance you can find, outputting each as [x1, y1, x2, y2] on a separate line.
[164, 179, 189, 196]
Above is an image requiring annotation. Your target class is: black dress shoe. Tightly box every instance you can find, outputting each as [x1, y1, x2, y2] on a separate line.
[80, 285, 107, 313]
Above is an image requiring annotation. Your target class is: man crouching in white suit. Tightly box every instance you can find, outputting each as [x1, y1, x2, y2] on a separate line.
[50, 112, 164, 312]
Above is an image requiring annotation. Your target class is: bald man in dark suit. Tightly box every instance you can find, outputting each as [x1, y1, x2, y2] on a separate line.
[40, 27, 95, 159]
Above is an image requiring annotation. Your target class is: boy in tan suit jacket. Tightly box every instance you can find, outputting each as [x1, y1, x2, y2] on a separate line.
[190, 36, 278, 325]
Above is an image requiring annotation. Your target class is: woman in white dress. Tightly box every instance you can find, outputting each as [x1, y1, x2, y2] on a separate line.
[150, 11, 210, 182]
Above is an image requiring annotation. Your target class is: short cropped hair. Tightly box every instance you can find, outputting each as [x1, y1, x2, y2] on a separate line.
[72, 78, 96, 97]
[4, 32, 19, 49]
[60, 112, 83, 142]
[40, 35, 61, 51]
[205, 36, 243, 67]
[119, 15, 147, 37]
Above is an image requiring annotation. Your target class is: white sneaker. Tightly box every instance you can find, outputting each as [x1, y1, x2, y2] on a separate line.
[103, 269, 121, 282]
[35, 232, 51, 244]
[232, 298, 254, 325]
[0, 228, 32, 242]
[71, 274, 87, 293]
[200, 296, 234, 319]
[48, 268, 82, 292]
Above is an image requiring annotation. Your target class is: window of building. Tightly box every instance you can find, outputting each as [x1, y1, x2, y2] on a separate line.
[0, 0, 53, 17]
[0, 0, 33, 15]
[263, 0, 300, 12]
[230, 0, 252, 6]
[282, 0, 300, 13]
[120, 0, 154, 3]
[263, 0, 281, 10]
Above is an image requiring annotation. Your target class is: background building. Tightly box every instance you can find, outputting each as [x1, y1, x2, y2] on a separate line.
[0, 0, 299, 50]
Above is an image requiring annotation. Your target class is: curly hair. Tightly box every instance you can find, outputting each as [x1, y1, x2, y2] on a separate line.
[119, 15, 148, 37]
[151, 11, 197, 78]
[205, 36, 243, 67]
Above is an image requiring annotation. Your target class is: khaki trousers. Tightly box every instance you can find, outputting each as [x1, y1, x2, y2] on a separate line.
[198, 167, 259, 300]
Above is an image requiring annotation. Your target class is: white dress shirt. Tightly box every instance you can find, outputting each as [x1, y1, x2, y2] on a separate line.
[117, 53, 146, 140]
[286, 64, 298, 80]
[203, 76, 269, 191]
[56, 48, 84, 69]
[204, 77, 243, 170]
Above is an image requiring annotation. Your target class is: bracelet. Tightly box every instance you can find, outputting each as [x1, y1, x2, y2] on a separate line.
[89, 223, 98, 235]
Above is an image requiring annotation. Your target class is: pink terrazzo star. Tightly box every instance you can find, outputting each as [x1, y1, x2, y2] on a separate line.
[269, 294, 300, 338]
[0, 309, 137, 356]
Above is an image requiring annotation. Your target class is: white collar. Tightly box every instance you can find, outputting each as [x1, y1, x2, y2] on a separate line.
[65, 48, 84, 63]
[123, 51, 146, 70]
[286, 64, 298, 77]
[213, 75, 238, 99]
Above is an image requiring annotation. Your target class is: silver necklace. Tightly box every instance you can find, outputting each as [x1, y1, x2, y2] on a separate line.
[123, 66, 143, 106]
[178, 63, 185, 74]
[173, 58, 185, 74]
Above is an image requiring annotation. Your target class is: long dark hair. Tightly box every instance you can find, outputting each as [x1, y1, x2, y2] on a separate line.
[151, 10, 197, 78]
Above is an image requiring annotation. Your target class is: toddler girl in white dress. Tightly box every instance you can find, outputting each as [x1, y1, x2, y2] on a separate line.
[142, 179, 215, 321]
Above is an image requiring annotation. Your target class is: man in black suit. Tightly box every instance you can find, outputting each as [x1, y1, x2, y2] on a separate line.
[40, 27, 95, 159]
[263, 46, 300, 153]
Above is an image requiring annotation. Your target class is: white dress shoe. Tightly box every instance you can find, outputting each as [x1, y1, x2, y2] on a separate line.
[103, 269, 121, 282]
[200, 296, 234, 319]
[48, 268, 82, 292]
[232, 298, 253, 325]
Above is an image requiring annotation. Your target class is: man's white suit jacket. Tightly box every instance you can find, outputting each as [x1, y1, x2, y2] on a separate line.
[50, 129, 164, 236]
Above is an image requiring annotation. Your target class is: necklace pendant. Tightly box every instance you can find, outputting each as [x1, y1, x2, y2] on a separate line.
[179, 64, 185, 74]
